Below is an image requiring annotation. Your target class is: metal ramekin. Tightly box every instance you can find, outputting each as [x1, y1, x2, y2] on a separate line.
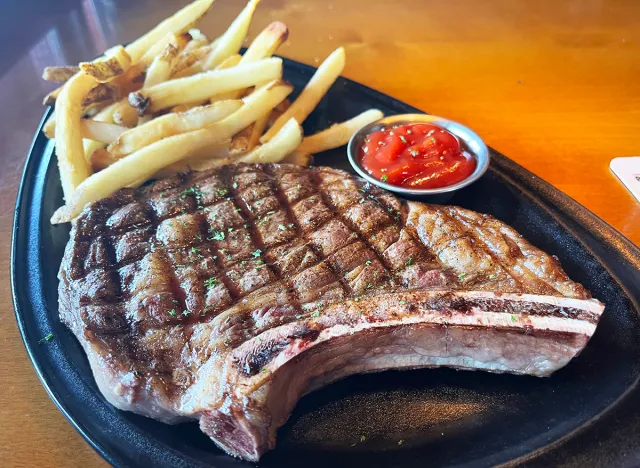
[346, 114, 489, 197]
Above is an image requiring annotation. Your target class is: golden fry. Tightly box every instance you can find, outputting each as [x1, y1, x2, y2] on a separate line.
[107, 99, 243, 161]
[44, 117, 126, 143]
[139, 32, 190, 69]
[297, 109, 383, 154]
[238, 118, 302, 163]
[124, 0, 215, 64]
[144, 44, 180, 88]
[79, 45, 132, 83]
[201, 0, 260, 70]
[262, 47, 345, 142]
[171, 45, 211, 76]
[129, 58, 282, 113]
[54, 73, 98, 200]
[42, 66, 80, 82]
[53, 128, 227, 223]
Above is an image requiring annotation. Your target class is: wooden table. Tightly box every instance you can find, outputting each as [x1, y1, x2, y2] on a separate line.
[1, 0, 638, 465]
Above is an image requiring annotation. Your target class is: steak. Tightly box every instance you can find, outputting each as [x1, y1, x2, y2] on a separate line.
[58, 163, 605, 461]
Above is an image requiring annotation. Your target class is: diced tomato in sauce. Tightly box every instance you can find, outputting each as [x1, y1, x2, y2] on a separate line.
[359, 123, 476, 189]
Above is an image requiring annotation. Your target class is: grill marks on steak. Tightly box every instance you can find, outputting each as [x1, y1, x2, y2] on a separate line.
[58, 164, 604, 461]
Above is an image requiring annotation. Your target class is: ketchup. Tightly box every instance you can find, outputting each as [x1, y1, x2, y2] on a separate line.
[359, 123, 476, 189]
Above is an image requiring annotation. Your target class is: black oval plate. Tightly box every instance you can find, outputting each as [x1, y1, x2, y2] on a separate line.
[12, 57, 640, 468]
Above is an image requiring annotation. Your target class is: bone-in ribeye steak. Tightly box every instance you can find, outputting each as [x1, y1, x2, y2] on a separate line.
[58, 163, 604, 461]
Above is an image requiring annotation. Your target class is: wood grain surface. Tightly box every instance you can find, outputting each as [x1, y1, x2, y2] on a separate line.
[1, 0, 638, 466]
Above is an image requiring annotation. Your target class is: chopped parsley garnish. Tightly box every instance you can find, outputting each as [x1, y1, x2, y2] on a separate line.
[204, 277, 218, 289]
[251, 249, 262, 258]
[181, 185, 202, 202]
[182, 309, 191, 316]
[216, 188, 229, 197]
[398, 440, 404, 446]
[405, 256, 414, 266]
[360, 435, 366, 442]
[232, 182, 238, 189]
[191, 247, 204, 258]
[381, 175, 388, 182]
[511, 315, 517, 322]
[489, 274, 496, 279]
[255, 259, 264, 265]
[169, 309, 177, 317]
[38, 333, 54, 344]
[209, 230, 225, 241]
[365, 260, 372, 266]
[458, 272, 467, 279]
[311, 311, 320, 318]
[278, 224, 287, 231]
[227, 227, 234, 232]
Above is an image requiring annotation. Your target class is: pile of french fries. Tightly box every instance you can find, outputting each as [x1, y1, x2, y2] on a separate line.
[42, 0, 383, 224]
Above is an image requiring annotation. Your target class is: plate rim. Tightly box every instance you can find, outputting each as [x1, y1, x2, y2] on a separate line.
[11, 56, 640, 468]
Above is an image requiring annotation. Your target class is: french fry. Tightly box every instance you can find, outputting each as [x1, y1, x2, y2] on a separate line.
[229, 125, 253, 155]
[242, 21, 288, 64]
[81, 83, 116, 106]
[281, 151, 312, 166]
[124, 0, 215, 64]
[53, 80, 294, 221]
[42, 66, 80, 83]
[297, 109, 383, 154]
[213, 21, 289, 102]
[79, 45, 132, 83]
[44, 118, 126, 143]
[139, 32, 190, 69]
[107, 99, 243, 161]
[262, 47, 345, 142]
[80, 121, 127, 144]
[216, 54, 242, 70]
[205, 80, 293, 139]
[175, 46, 243, 79]
[43, 112, 56, 138]
[185, 29, 209, 50]
[54, 73, 99, 200]
[246, 112, 270, 150]
[144, 44, 180, 88]
[111, 100, 139, 127]
[237, 118, 302, 163]
[51, 82, 290, 224]
[43, 88, 60, 107]
[43, 65, 142, 107]
[81, 102, 120, 163]
[52, 129, 229, 223]
[129, 58, 283, 113]
[171, 45, 211, 76]
[170, 103, 200, 113]
[210, 55, 243, 101]
[201, 0, 260, 70]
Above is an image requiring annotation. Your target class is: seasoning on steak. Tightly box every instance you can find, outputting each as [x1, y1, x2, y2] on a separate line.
[58, 163, 605, 461]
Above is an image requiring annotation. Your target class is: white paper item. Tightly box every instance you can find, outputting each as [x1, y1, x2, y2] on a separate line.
[610, 157, 640, 203]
